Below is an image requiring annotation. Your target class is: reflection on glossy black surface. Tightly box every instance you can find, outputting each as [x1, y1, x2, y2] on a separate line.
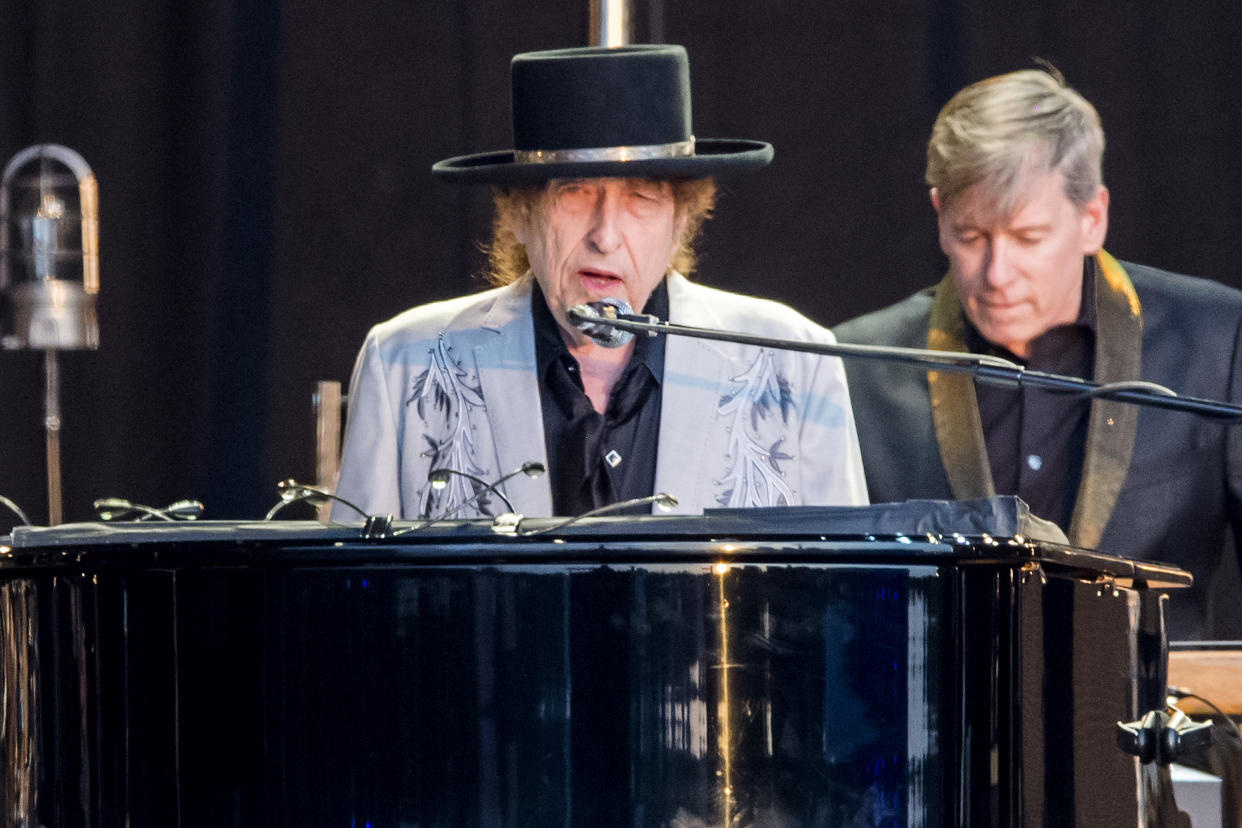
[169, 562, 939, 826]
[0, 506, 1185, 826]
[1, 580, 38, 827]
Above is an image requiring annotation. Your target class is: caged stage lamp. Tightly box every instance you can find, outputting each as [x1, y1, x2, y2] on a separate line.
[1, 144, 100, 524]
[1, 144, 99, 350]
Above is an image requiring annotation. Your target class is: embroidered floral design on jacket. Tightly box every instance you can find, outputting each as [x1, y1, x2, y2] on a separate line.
[715, 348, 795, 508]
[407, 334, 492, 517]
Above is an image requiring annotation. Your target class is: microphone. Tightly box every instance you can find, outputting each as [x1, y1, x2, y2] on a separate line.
[566, 298, 652, 348]
[396, 461, 547, 534]
[94, 497, 205, 522]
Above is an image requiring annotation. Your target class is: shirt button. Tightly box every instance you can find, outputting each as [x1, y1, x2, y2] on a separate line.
[1026, 454, 1043, 471]
[605, 449, 622, 468]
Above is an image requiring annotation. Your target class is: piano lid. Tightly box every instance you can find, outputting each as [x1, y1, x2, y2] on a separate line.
[6, 495, 1061, 547]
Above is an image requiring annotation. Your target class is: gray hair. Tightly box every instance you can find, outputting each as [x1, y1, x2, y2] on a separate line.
[925, 68, 1104, 218]
[485, 177, 716, 286]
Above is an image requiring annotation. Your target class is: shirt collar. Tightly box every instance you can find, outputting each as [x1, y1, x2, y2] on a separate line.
[531, 278, 668, 381]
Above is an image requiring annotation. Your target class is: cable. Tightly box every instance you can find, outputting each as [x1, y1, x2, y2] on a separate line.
[0, 494, 31, 527]
[1081, 379, 1178, 399]
[263, 480, 370, 521]
[516, 492, 678, 536]
[1168, 686, 1242, 741]
[393, 461, 546, 535]
[426, 468, 517, 514]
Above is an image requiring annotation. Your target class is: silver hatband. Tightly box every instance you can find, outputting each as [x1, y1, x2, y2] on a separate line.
[514, 137, 695, 165]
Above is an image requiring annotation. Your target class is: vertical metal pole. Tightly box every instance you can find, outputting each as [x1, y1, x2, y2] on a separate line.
[313, 380, 344, 522]
[44, 350, 62, 525]
[589, 0, 631, 47]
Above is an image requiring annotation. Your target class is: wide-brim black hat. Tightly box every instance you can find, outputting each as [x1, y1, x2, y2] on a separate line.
[432, 44, 773, 184]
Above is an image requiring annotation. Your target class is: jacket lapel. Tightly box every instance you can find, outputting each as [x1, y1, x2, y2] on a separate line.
[927, 274, 995, 499]
[471, 277, 554, 515]
[926, 254, 1142, 547]
[654, 274, 738, 513]
[1066, 252, 1142, 548]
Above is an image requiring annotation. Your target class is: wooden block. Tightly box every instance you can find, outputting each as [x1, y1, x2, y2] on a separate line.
[1167, 649, 1242, 716]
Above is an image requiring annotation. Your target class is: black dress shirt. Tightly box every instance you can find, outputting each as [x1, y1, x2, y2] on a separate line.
[532, 281, 667, 516]
[968, 263, 1097, 530]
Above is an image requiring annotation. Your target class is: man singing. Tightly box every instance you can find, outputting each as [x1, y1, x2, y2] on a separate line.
[335, 44, 866, 519]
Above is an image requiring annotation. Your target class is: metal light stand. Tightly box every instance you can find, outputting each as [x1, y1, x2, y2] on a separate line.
[43, 349, 63, 524]
[590, 0, 631, 46]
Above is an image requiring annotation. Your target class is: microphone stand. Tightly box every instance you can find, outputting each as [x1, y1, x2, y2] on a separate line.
[567, 307, 1242, 422]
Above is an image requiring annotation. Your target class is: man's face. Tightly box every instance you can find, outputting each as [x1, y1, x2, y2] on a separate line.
[935, 169, 1109, 359]
[516, 176, 685, 347]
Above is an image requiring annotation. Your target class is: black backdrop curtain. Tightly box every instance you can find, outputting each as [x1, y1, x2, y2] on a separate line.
[2, 0, 1241, 529]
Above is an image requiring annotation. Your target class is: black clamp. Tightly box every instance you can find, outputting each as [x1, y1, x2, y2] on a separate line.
[1116, 708, 1215, 765]
[361, 514, 393, 539]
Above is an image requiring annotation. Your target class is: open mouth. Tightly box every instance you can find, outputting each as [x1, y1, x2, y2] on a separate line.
[578, 269, 623, 293]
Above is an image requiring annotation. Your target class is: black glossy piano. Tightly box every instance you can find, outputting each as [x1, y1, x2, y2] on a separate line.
[0, 498, 1189, 826]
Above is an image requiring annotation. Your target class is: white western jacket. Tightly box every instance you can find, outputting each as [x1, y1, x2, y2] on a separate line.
[334, 272, 867, 518]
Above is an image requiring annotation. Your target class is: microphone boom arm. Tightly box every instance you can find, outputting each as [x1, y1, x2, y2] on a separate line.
[565, 308, 1242, 423]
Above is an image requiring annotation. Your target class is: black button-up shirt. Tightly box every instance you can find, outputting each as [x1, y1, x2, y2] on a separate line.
[532, 281, 667, 516]
[968, 262, 1097, 530]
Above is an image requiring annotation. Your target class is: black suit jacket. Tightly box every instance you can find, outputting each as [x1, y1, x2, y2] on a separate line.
[834, 255, 1242, 639]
